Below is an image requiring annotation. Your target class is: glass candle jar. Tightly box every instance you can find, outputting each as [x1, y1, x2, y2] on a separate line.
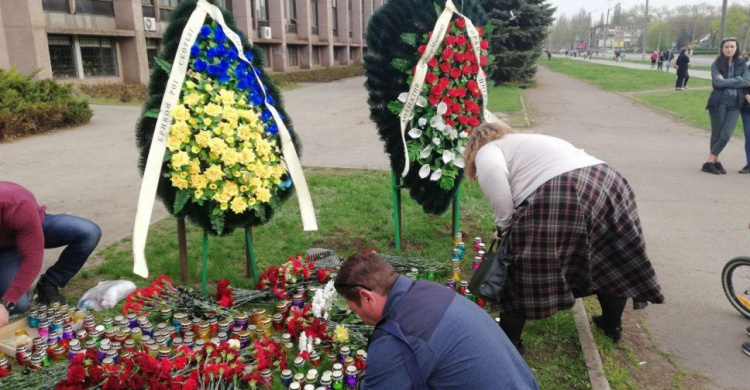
[293, 373, 305, 385]
[454, 232, 462, 247]
[292, 293, 305, 309]
[473, 237, 482, 251]
[27, 310, 39, 328]
[451, 267, 462, 283]
[197, 322, 211, 342]
[458, 280, 468, 296]
[426, 267, 436, 281]
[472, 256, 482, 271]
[345, 366, 358, 389]
[280, 369, 293, 387]
[331, 370, 344, 390]
[62, 325, 75, 340]
[250, 308, 266, 326]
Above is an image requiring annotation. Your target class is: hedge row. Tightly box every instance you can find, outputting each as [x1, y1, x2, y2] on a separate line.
[0, 68, 92, 142]
[270, 64, 365, 85]
[77, 83, 148, 103]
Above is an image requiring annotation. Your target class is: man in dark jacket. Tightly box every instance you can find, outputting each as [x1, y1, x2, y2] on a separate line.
[335, 253, 539, 389]
[0, 182, 101, 328]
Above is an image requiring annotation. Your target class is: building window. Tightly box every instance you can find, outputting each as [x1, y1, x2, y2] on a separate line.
[258, 44, 272, 67]
[254, 0, 268, 21]
[158, 0, 179, 21]
[146, 38, 161, 69]
[286, 0, 297, 34]
[287, 46, 299, 67]
[214, 0, 232, 11]
[348, 0, 352, 38]
[48, 35, 77, 78]
[332, 0, 338, 36]
[75, 0, 115, 17]
[312, 46, 321, 65]
[80, 37, 118, 77]
[142, 0, 155, 17]
[311, 0, 319, 35]
[42, 0, 70, 13]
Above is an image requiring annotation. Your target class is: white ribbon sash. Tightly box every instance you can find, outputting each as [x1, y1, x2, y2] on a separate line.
[397, 0, 498, 177]
[133, 0, 317, 278]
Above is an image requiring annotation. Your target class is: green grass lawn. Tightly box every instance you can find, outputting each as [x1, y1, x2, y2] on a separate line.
[634, 90, 744, 135]
[67, 167, 587, 389]
[622, 58, 711, 72]
[488, 83, 530, 127]
[541, 58, 710, 92]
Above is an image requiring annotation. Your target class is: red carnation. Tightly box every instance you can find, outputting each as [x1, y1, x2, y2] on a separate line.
[448, 88, 459, 98]
[418, 45, 427, 54]
[451, 102, 462, 114]
[462, 64, 473, 75]
[467, 79, 478, 90]
[445, 118, 455, 126]
[480, 56, 488, 67]
[457, 87, 467, 98]
[439, 77, 450, 88]
[430, 84, 444, 96]
[456, 35, 467, 46]
[450, 68, 462, 79]
[457, 115, 469, 125]
[441, 47, 454, 60]
[455, 17, 466, 29]
[444, 35, 456, 46]
[443, 105, 452, 117]
[468, 116, 480, 127]
[429, 94, 441, 105]
[453, 51, 464, 63]
[477, 26, 484, 36]
[469, 102, 481, 114]
[442, 96, 452, 105]
[480, 39, 489, 50]
[472, 63, 481, 74]
[440, 61, 451, 73]
[425, 72, 437, 84]
[428, 57, 438, 68]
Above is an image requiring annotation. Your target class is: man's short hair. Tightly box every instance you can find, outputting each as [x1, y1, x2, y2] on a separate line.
[335, 252, 399, 305]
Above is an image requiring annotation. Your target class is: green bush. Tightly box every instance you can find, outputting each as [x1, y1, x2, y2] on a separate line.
[77, 83, 148, 103]
[0, 67, 92, 141]
[270, 65, 365, 86]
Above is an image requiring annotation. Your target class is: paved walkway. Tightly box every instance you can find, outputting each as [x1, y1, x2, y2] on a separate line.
[567, 56, 712, 79]
[528, 66, 748, 389]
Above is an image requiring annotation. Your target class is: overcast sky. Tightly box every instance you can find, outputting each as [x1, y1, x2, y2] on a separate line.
[549, 0, 726, 23]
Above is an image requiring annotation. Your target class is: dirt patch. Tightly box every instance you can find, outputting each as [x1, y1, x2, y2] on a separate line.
[618, 307, 713, 389]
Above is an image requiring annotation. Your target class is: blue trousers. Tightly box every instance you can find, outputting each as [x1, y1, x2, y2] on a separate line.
[709, 102, 740, 156]
[0, 213, 101, 314]
[740, 111, 750, 165]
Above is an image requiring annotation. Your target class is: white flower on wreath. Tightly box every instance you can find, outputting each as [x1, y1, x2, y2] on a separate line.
[312, 280, 337, 319]
[430, 169, 443, 181]
[432, 137, 441, 146]
[450, 129, 458, 140]
[408, 128, 423, 138]
[419, 164, 431, 179]
[430, 115, 445, 132]
[458, 146, 466, 154]
[441, 125, 452, 137]
[453, 157, 465, 168]
[442, 150, 455, 164]
[420, 146, 432, 159]
[459, 131, 469, 138]
[418, 117, 427, 127]
[416, 96, 427, 107]
[436, 102, 448, 115]
[398, 92, 409, 103]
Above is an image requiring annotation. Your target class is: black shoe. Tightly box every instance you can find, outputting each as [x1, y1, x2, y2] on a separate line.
[743, 342, 750, 357]
[592, 315, 622, 343]
[701, 162, 721, 175]
[714, 162, 727, 174]
[739, 165, 750, 174]
[35, 277, 66, 305]
[511, 339, 525, 356]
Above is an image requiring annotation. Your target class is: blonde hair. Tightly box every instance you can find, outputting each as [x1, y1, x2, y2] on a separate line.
[463, 121, 516, 180]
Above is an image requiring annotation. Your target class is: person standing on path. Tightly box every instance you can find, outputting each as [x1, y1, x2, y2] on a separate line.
[665, 50, 674, 73]
[463, 122, 665, 352]
[675, 49, 690, 90]
[650, 51, 658, 68]
[658, 51, 665, 70]
[703, 38, 750, 175]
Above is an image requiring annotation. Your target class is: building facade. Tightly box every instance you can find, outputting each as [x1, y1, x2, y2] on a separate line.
[0, 0, 385, 84]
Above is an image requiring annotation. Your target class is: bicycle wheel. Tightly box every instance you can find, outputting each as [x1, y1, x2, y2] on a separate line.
[722, 257, 750, 319]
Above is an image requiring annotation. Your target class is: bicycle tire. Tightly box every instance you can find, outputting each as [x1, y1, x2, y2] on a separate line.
[722, 256, 750, 319]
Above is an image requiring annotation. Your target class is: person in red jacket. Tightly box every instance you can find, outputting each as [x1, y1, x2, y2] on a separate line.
[0, 182, 101, 327]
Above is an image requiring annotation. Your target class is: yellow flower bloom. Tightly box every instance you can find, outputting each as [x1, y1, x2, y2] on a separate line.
[186, 80, 196, 90]
[171, 151, 190, 169]
[189, 118, 198, 126]
[255, 187, 271, 203]
[218, 89, 236, 106]
[221, 149, 239, 167]
[237, 124, 253, 141]
[204, 165, 225, 182]
[333, 325, 349, 342]
[190, 174, 208, 190]
[195, 107, 204, 114]
[230, 196, 248, 213]
[222, 106, 239, 123]
[203, 118, 212, 126]
[170, 121, 190, 140]
[204, 103, 222, 117]
[223, 181, 239, 197]
[204, 84, 213, 92]
[191, 145, 200, 154]
[248, 176, 262, 189]
[171, 105, 191, 122]
[239, 148, 256, 165]
[166, 134, 182, 152]
[195, 131, 212, 147]
[189, 159, 201, 175]
[255, 139, 272, 156]
[179, 171, 188, 179]
[209, 183, 218, 190]
[208, 137, 227, 154]
[248, 197, 257, 206]
[213, 191, 232, 204]
[183, 92, 201, 107]
[220, 203, 228, 211]
[194, 189, 203, 198]
[170, 175, 189, 190]
[240, 185, 248, 193]
[237, 99, 246, 107]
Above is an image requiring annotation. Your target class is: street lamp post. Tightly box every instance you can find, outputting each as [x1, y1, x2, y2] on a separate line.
[641, 0, 649, 61]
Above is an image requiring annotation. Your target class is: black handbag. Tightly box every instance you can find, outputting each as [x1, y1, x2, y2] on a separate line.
[469, 229, 513, 303]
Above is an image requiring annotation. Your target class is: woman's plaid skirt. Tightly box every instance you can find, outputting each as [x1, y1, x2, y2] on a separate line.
[495, 164, 665, 319]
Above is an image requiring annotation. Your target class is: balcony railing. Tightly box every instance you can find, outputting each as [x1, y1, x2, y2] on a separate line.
[43, 0, 70, 13]
[286, 24, 298, 34]
[75, 0, 114, 17]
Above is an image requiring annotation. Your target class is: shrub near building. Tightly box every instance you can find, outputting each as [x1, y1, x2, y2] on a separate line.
[0, 68, 92, 142]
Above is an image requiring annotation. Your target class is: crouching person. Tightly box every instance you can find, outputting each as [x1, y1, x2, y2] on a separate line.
[334, 253, 539, 389]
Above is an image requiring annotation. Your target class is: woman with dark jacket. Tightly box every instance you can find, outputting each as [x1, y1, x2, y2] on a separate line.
[675, 49, 690, 90]
[704, 38, 750, 174]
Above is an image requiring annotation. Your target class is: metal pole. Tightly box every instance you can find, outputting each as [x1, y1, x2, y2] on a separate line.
[201, 230, 208, 296]
[177, 217, 189, 284]
[641, 0, 649, 61]
[245, 226, 258, 284]
[390, 170, 402, 252]
[452, 184, 461, 238]
[720, 0, 728, 46]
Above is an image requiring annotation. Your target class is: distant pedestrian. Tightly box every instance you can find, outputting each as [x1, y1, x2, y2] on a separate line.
[675, 48, 690, 90]
[650, 51, 658, 68]
[546, 50, 552, 61]
[657, 51, 665, 70]
[665, 50, 674, 73]
[703, 38, 750, 175]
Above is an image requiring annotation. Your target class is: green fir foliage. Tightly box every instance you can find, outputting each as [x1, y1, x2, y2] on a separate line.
[480, 0, 555, 84]
[135, 0, 300, 236]
[364, 0, 488, 215]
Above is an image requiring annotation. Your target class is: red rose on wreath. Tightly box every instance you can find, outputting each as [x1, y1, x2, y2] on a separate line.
[429, 94, 441, 105]
[428, 57, 438, 68]
[425, 72, 437, 84]
[480, 39, 489, 50]
[441, 47, 454, 60]
[440, 61, 451, 73]
[439, 77, 450, 88]
[457, 115, 469, 125]
[450, 68, 461, 79]
[456, 17, 467, 28]
[444, 35, 455, 46]
[468, 116, 480, 127]
[455, 35, 467, 46]
[418, 44, 426, 54]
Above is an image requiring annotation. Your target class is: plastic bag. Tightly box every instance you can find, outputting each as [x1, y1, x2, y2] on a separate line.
[77, 280, 137, 311]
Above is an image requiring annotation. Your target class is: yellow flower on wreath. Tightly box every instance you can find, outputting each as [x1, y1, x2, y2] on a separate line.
[237, 124, 253, 141]
[166, 134, 182, 152]
[204, 164, 225, 182]
[171, 151, 190, 169]
[196, 131, 212, 147]
[213, 191, 232, 204]
[218, 89, 236, 106]
[255, 187, 271, 203]
[230, 196, 248, 214]
[223, 181, 239, 197]
[239, 148, 256, 165]
[183, 92, 201, 107]
[204, 103, 222, 117]
[170, 175, 189, 190]
[221, 149, 239, 167]
[171, 105, 190, 122]
[189, 159, 201, 175]
[222, 106, 239, 123]
[208, 137, 227, 155]
[190, 174, 208, 190]
[255, 139, 272, 157]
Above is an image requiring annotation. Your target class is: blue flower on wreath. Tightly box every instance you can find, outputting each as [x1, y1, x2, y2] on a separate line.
[218, 72, 230, 84]
[266, 95, 275, 106]
[278, 177, 293, 189]
[261, 109, 272, 122]
[214, 25, 226, 44]
[226, 47, 238, 62]
[200, 25, 212, 38]
[194, 59, 207, 72]
[250, 91, 263, 106]
[267, 122, 279, 135]
[245, 51, 254, 63]
[237, 77, 250, 91]
[207, 64, 220, 77]
[191, 44, 201, 57]
[207, 46, 227, 62]
[234, 63, 248, 79]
